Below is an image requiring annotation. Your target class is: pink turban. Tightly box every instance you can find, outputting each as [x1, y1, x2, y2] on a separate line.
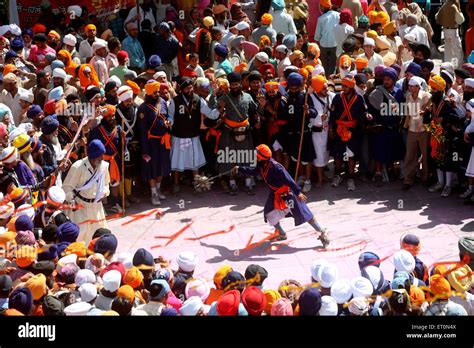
[340, 9, 353, 26]
[0, 122, 7, 138]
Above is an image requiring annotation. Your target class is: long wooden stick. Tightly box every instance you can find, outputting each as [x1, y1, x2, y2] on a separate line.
[294, 76, 312, 181]
[121, 116, 126, 217]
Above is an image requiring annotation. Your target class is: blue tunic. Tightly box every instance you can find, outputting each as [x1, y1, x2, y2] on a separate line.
[238, 159, 314, 226]
[137, 97, 171, 181]
[14, 161, 36, 187]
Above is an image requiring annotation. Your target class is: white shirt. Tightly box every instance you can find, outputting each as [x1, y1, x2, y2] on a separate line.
[125, 6, 157, 31]
[278, 56, 291, 80]
[0, 87, 28, 126]
[270, 9, 297, 35]
[334, 23, 355, 56]
[135, 301, 164, 316]
[90, 55, 109, 83]
[310, 91, 335, 130]
[79, 38, 96, 63]
[106, 53, 119, 71]
[357, 52, 384, 71]
[402, 25, 429, 47]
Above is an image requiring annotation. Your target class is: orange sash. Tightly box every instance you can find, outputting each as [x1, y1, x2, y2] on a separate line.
[98, 126, 120, 184]
[336, 93, 358, 142]
[223, 117, 249, 128]
[260, 161, 290, 210]
[146, 103, 171, 150]
[205, 127, 222, 153]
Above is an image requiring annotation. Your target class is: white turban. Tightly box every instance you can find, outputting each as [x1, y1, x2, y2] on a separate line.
[318, 263, 339, 288]
[63, 34, 77, 47]
[117, 86, 133, 102]
[393, 250, 416, 273]
[176, 251, 198, 273]
[351, 276, 374, 297]
[319, 296, 338, 316]
[330, 278, 353, 304]
[0, 146, 18, 164]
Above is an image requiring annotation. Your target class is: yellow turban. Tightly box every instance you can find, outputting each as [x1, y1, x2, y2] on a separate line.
[298, 67, 309, 82]
[429, 274, 452, 300]
[383, 20, 396, 36]
[376, 11, 390, 26]
[311, 75, 327, 93]
[126, 80, 141, 94]
[409, 285, 425, 306]
[368, 10, 378, 24]
[85, 24, 97, 33]
[203, 16, 215, 28]
[145, 81, 161, 95]
[259, 35, 271, 49]
[289, 50, 304, 64]
[64, 241, 87, 258]
[261, 13, 273, 25]
[448, 265, 473, 293]
[429, 75, 446, 92]
[366, 30, 378, 40]
[320, 0, 332, 9]
[264, 289, 281, 315]
[214, 265, 233, 289]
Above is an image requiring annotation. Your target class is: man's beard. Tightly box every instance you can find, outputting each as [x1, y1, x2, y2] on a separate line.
[413, 57, 423, 64]
[230, 88, 242, 97]
[50, 135, 59, 145]
[432, 91, 444, 105]
[22, 152, 35, 170]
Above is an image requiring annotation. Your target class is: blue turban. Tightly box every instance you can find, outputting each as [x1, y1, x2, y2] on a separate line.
[214, 44, 229, 58]
[48, 86, 64, 102]
[161, 307, 179, 316]
[40, 116, 59, 135]
[149, 279, 171, 301]
[227, 72, 242, 83]
[51, 60, 65, 71]
[383, 67, 398, 82]
[358, 15, 369, 25]
[9, 287, 33, 315]
[38, 244, 59, 261]
[298, 288, 322, 315]
[94, 233, 118, 256]
[420, 60, 434, 72]
[406, 62, 421, 76]
[287, 72, 304, 87]
[22, 29, 33, 38]
[11, 38, 24, 52]
[58, 221, 80, 243]
[282, 33, 297, 50]
[88, 139, 106, 159]
[148, 54, 162, 68]
[15, 214, 34, 232]
[272, 0, 285, 10]
[133, 248, 154, 269]
[358, 251, 380, 269]
[5, 50, 17, 61]
[391, 271, 410, 290]
[27, 104, 43, 119]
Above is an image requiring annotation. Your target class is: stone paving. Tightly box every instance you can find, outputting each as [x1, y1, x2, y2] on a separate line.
[108, 174, 474, 290]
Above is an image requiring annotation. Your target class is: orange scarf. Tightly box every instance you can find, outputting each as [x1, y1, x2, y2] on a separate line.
[57, 49, 78, 76]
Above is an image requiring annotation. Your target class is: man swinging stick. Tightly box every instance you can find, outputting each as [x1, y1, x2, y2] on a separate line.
[232, 144, 330, 247]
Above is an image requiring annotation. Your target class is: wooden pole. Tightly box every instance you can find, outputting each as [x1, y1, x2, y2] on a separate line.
[121, 116, 126, 217]
[294, 75, 312, 181]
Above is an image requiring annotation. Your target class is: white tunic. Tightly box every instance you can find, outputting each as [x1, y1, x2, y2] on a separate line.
[62, 157, 110, 244]
[309, 91, 335, 167]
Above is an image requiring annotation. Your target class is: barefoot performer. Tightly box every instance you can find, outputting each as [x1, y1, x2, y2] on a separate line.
[231, 144, 330, 247]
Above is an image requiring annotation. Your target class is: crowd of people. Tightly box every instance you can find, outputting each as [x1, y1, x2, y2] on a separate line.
[0, 0, 473, 316]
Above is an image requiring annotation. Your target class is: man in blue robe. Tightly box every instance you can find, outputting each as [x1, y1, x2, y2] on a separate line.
[232, 144, 330, 248]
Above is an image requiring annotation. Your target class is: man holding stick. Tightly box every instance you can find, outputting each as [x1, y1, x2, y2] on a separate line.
[232, 144, 329, 247]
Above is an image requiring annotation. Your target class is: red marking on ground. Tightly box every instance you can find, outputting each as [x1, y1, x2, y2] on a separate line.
[185, 225, 235, 241]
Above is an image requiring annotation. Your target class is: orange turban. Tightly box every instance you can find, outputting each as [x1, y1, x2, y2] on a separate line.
[48, 30, 61, 41]
[78, 64, 100, 89]
[355, 57, 369, 70]
[117, 285, 135, 303]
[57, 50, 78, 76]
[32, 23, 46, 34]
[339, 55, 352, 70]
[123, 266, 143, 289]
[320, 0, 332, 9]
[263, 289, 281, 315]
[368, 10, 378, 24]
[0, 231, 16, 249]
[64, 241, 87, 258]
[342, 76, 356, 88]
[429, 274, 452, 300]
[409, 285, 425, 306]
[234, 62, 248, 73]
[126, 80, 141, 94]
[145, 81, 161, 95]
[261, 13, 273, 25]
[101, 104, 116, 119]
[16, 245, 37, 268]
[311, 75, 327, 93]
[298, 67, 309, 82]
[256, 144, 272, 161]
[259, 35, 271, 49]
[3, 64, 17, 76]
[429, 75, 446, 92]
[264, 81, 279, 91]
[85, 24, 97, 33]
[307, 43, 320, 59]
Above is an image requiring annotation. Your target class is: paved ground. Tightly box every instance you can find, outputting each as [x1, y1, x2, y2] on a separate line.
[109, 173, 474, 290]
